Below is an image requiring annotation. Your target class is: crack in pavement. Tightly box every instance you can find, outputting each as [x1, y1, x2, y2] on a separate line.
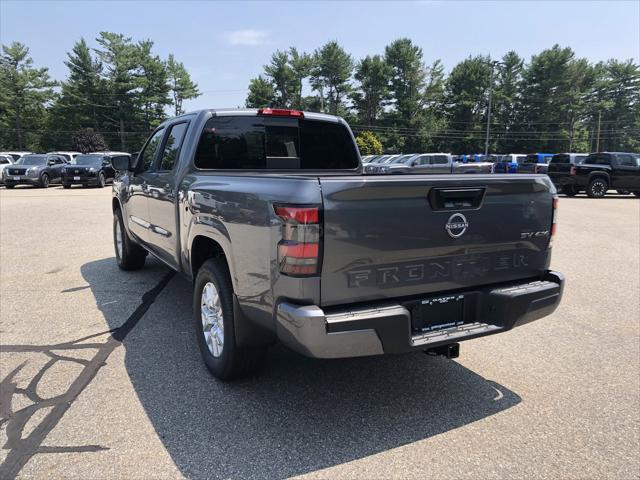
[0, 271, 175, 479]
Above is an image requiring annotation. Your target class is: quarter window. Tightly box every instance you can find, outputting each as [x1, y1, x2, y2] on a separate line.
[159, 123, 188, 171]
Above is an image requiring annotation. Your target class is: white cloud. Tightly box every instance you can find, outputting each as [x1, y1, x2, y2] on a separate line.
[224, 29, 270, 46]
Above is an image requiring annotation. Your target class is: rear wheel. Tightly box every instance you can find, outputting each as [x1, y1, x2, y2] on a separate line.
[113, 208, 146, 270]
[5, 184, 15, 189]
[561, 185, 578, 197]
[193, 258, 265, 380]
[587, 178, 608, 198]
[40, 173, 50, 188]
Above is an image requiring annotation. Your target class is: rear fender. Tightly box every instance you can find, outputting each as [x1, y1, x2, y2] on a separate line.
[186, 216, 235, 286]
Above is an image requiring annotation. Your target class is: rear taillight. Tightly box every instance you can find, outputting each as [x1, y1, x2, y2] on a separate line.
[274, 205, 321, 276]
[550, 196, 558, 247]
[570, 165, 577, 175]
[258, 108, 304, 118]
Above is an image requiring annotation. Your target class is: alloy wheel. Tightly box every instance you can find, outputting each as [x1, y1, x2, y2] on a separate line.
[201, 282, 224, 357]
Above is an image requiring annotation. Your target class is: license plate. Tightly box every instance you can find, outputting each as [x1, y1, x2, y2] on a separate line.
[410, 294, 465, 333]
[13, 176, 20, 180]
[73, 176, 80, 181]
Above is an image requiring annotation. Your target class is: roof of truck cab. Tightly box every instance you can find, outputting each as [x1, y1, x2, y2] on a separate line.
[183, 108, 343, 123]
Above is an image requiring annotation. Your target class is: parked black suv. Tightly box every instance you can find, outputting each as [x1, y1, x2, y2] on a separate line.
[548, 152, 640, 198]
[3, 154, 67, 188]
[61, 152, 125, 188]
[546, 153, 588, 195]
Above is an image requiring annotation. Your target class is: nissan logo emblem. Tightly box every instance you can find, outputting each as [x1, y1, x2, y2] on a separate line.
[445, 213, 468, 238]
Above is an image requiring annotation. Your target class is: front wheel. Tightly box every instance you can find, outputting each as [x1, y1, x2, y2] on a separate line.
[113, 208, 146, 270]
[562, 185, 578, 197]
[40, 173, 50, 188]
[193, 258, 265, 380]
[587, 178, 608, 198]
[97, 172, 106, 188]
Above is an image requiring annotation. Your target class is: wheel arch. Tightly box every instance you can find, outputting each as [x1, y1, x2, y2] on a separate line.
[588, 171, 611, 184]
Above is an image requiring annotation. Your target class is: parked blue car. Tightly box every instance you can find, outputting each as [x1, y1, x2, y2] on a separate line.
[492, 154, 527, 173]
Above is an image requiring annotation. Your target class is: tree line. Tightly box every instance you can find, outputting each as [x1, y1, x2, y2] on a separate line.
[1, 35, 637, 155]
[246, 39, 640, 154]
[0, 33, 199, 152]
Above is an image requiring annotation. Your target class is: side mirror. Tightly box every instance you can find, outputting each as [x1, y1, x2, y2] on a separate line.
[112, 156, 131, 171]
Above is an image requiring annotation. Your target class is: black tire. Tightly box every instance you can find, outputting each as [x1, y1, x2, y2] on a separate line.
[633, 192, 640, 198]
[193, 258, 265, 380]
[587, 177, 608, 198]
[97, 172, 106, 188]
[561, 185, 578, 197]
[5, 184, 15, 189]
[40, 173, 50, 188]
[63, 184, 71, 189]
[616, 189, 630, 195]
[113, 208, 146, 270]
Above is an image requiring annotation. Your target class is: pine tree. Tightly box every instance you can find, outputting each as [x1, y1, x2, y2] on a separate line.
[0, 42, 56, 149]
[167, 54, 200, 116]
[311, 41, 353, 115]
[351, 55, 391, 126]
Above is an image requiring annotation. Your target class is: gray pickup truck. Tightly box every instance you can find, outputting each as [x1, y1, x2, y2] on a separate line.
[366, 153, 493, 175]
[111, 108, 564, 380]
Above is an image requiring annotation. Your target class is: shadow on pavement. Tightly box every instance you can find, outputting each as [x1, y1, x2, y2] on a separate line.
[81, 257, 521, 479]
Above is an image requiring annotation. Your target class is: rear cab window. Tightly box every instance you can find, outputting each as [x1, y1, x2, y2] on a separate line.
[194, 115, 359, 170]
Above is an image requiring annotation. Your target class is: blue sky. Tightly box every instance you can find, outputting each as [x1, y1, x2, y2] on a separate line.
[1, 1, 638, 112]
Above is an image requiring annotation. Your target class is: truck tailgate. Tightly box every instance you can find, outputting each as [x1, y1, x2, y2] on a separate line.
[319, 174, 554, 307]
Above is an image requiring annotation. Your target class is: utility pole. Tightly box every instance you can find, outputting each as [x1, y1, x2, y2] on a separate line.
[485, 61, 498, 157]
[596, 111, 602, 152]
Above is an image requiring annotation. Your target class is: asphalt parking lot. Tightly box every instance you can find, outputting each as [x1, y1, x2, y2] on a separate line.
[0, 185, 638, 479]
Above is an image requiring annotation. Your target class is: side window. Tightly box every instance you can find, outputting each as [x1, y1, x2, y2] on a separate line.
[433, 155, 449, 165]
[55, 157, 65, 164]
[158, 123, 188, 171]
[617, 154, 635, 166]
[138, 128, 165, 172]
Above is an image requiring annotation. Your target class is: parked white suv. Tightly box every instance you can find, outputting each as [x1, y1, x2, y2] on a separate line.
[0, 154, 13, 184]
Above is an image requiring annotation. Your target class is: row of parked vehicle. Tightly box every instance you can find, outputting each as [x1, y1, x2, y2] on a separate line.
[362, 151, 640, 198]
[0, 151, 130, 189]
